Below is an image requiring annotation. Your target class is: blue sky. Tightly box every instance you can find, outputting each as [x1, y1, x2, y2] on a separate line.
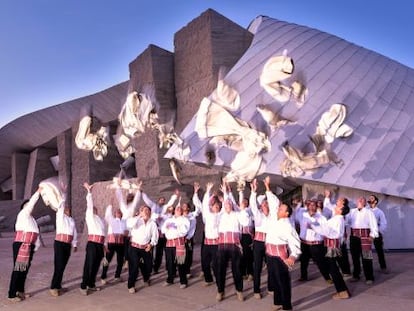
[0, 0, 412, 129]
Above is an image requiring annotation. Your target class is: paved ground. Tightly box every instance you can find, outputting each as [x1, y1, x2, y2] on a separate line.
[0, 232, 413, 311]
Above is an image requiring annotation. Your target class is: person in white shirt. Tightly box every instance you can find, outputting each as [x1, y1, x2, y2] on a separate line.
[237, 188, 254, 284]
[216, 181, 249, 302]
[49, 187, 78, 297]
[100, 205, 127, 285]
[8, 187, 42, 302]
[194, 181, 221, 287]
[265, 203, 301, 311]
[298, 199, 331, 283]
[311, 197, 351, 300]
[141, 188, 178, 274]
[182, 200, 201, 278]
[368, 194, 388, 273]
[249, 177, 280, 299]
[126, 205, 159, 293]
[115, 180, 141, 266]
[161, 204, 190, 288]
[80, 182, 106, 295]
[323, 189, 351, 276]
[347, 196, 379, 284]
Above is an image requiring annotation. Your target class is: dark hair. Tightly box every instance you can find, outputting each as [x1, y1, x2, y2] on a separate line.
[285, 203, 293, 217]
[341, 198, 350, 216]
[20, 199, 30, 210]
[370, 194, 379, 204]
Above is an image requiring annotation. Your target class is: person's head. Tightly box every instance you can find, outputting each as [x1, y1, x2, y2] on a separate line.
[166, 205, 174, 214]
[158, 196, 166, 206]
[182, 203, 190, 215]
[64, 206, 72, 217]
[140, 205, 151, 221]
[211, 199, 221, 213]
[277, 203, 292, 219]
[316, 200, 323, 210]
[20, 199, 30, 211]
[240, 198, 249, 209]
[126, 193, 134, 204]
[307, 200, 317, 216]
[223, 199, 233, 214]
[292, 196, 302, 206]
[335, 197, 350, 216]
[257, 195, 269, 216]
[357, 197, 366, 209]
[304, 199, 311, 209]
[174, 205, 183, 217]
[368, 194, 379, 207]
[114, 208, 123, 219]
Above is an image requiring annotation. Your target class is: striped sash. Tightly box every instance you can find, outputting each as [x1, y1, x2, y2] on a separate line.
[254, 231, 266, 242]
[14, 231, 38, 271]
[88, 234, 105, 244]
[204, 238, 219, 245]
[55, 233, 73, 244]
[131, 242, 147, 249]
[166, 237, 186, 264]
[107, 234, 124, 244]
[265, 243, 288, 260]
[218, 232, 240, 245]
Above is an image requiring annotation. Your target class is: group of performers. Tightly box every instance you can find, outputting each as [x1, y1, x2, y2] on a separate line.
[7, 177, 388, 311]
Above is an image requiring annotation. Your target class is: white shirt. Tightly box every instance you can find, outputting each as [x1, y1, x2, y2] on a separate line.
[312, 214, 345, 242]
[371, 206, 387, 235]
[265, 217, 301, 259]
[105, 205, 127, 235]
[85, 193, 106, 236]
[249, 191, 278, 233]
[116, 187, 141, 220]
[197, 192, 220, 239]
[299, 212, 326, 242]
[127, 217, 159, 246]
[15, 192, 41, 250]
[142, 192, 178, 216]
[347, 207, 379, 238]
[161, 215, 190, 240]
[218, 210, 249, 234]
[185, 210, 200, 239]
[56, 200, 78, 247]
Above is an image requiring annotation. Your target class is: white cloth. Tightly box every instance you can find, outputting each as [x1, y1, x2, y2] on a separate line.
[312, 214, 345, 242]
[249, 191, 279, 233]
[116, 187, 141, 220]
[316, 103, 353, 143]
[127, 217, 159, 246]
[85, 193, 106, 236]
[224, 151, 266, 184]
[210, 79, 240, 111]
[104, 205, 127, 235]
[39, 177, 64, 211]
[218, 210, 249, 234]
[15, 192, 41, 251]
[265, 217, 301, 259]
[75, 115, 109, 161]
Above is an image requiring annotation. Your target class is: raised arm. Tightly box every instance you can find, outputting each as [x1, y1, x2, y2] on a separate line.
[21, 186, 42, 216]
[249, 179, 259, 217]
[83, 182, 94, 218]
[263, 176, 280, 215]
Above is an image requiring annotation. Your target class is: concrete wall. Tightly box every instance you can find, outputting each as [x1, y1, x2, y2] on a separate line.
[11, 152, 30, 200]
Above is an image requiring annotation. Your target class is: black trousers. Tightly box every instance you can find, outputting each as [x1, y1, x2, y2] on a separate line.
[101, 243, 125, 279]
[328, 257, 348, 293]
[184, 238, 193, 275]
[350, 235, 374, 281]
[216, 245, 243, 293]
[124, 236, 130, 262]
[8, 242, 35, 298]
[337, 242, 351, 275]
[299, 242, 330, 280]
[128, 246, 153, 289]
[253, 240, 266, 293]
[153, 236, 166, 273]
[240, 233, 253, 277]
[51, 240, 72, 289]
[165, 246, 187, 285]
[80, 241, 104, 289]
[374, 233, 387, 269]
[267, 255, 292, 310]
[201, 244, 218, 283]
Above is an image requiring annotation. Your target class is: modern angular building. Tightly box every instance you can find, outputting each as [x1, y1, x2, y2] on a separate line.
[0, 9, 413, 249]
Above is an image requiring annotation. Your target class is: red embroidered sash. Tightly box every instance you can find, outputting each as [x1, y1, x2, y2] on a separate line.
[242, 226, 255, 237]
[218, 232, 240, 245]
[14, 231, 38, 271]
[166, 237, 186, 264]
[204, 238, 219, 245]
[131, 242, 147, 249]
[324, 238, 340, 249]
[254, 231, 266, 242]
[107, 234, 124, 244]
[265, 243, 288, 260]
[351, 228, 372, 251]
[88, 234, 105, 244]
[55, 233, 73, 244]
[301, 239, 323, 245]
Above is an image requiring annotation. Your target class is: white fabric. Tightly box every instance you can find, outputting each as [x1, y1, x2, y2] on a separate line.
[161, 216, 190, 240]
[298, 212, 326, 242]
[316, 103, 354, 143]
[15, 192, 41, 251]
[115, 187, 141, 220]
[249, 191, 279, 232]
[195, 98, 271, 157]
[211, 79, 240, 111]
[39, 177, 64, 212]
[256, 104, 295, 131]
[312, 214, 345, 242]
[346, 207, 379, 238]
[75, 115, 109, 161]
[105, 205, 127, 235]
[218, 210, 248, 233]
[371, 207, 387, 234]
[55, 200, 78, 247]
[223, 151, 266, 183]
